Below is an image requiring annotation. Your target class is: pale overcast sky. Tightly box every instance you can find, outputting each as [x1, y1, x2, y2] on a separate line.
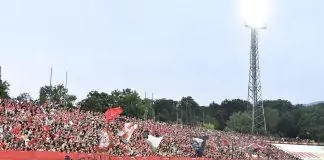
[0, 0, 323, 105]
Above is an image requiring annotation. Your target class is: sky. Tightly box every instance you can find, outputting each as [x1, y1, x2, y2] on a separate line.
[0, 0, 323, 106]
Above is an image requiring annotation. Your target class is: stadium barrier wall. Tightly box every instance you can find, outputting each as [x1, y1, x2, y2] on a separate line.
[0, 151, 212, 160]
[266, 141, 324, 146]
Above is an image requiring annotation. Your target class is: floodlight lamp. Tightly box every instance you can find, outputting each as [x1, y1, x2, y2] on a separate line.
[241, 0, 268, 29]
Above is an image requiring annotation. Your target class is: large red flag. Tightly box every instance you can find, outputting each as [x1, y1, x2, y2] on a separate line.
[105, 107, 123, 122]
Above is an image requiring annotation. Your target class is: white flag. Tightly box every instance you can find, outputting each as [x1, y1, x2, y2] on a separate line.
[192, 137, 204, 151]
[118, 122, 138, 142]
[147, 135, 163, 148]
[99, 130, 109, 148]
[193, 138, 204, 146]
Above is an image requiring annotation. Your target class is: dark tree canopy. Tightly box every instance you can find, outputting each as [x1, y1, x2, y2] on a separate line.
[77, 90, 324, 142]
[0, 81, 10, 99]
[39, 84, 77, 107]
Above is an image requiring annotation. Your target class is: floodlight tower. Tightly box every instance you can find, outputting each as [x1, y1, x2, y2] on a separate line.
[241, 0, 267, 134]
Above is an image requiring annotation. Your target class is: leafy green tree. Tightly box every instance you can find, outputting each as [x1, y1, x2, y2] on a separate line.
[219, 99, 250, 129]
[294, 105, 324, 141]
[79, 91, 112, 112]
[0, 81, 10, 99]
[39, 84, 76, 107]
[75, 90, 324, 142]
[202, 123, 216, 130]
[17, 93, 32, 102]
[263, 99, 293, 115]
[110, 89, 142, 116]
[207, 102, 221, 119]
[277, 111, 297, 138]
[204, 102, 222, 129]
[39, 86, 51, 104]
[143, 98, 155, 120]
[226, 111, 252, 133]
[178, 96, 199, 124]
[130, 98, 154, 120]
[153, 99, 177, 122]
[79, 88, 143, 117]
[264, 107, 280, 134]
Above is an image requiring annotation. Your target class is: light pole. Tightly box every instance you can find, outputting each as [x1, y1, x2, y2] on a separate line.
[241, 0, 268, 134]
[65, 71, 68, 89]
[0, 66, 2, 83]
[49, 67, 53, 106]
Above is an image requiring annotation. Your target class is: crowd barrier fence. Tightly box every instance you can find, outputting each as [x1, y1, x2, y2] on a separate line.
[0, 151, 212, 160]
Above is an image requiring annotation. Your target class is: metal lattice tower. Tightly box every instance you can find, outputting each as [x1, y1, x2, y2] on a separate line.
[247, 28, 266, 134]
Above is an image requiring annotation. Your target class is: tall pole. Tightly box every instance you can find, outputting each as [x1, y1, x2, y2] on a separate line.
[65, 71, 67, 89]
[50, 67, 53, 87]
[151, 93, 155, 120]
[143, 92, 148, 120]
[247, 28, 266, 134]
[50, 67, 53, 105]
[0, 66, 2, 83]
[64, 71, 68, 107]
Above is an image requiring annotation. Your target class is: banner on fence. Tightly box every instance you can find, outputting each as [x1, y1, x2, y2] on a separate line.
[0, 151, 212, 160]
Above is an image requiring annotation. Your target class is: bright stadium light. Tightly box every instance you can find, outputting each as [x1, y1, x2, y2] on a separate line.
[241, 0, 268, 29]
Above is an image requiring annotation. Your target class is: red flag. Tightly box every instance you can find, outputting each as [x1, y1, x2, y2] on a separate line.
[105, 107, 123, 122]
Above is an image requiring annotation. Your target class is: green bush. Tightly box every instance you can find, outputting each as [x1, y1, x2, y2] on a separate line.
[202, 123, 215, 130]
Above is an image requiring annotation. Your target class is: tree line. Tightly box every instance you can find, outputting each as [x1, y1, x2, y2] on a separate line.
[1, 81, 324, 142]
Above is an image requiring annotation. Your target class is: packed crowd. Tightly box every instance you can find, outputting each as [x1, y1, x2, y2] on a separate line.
[0, 99, 300, 159]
